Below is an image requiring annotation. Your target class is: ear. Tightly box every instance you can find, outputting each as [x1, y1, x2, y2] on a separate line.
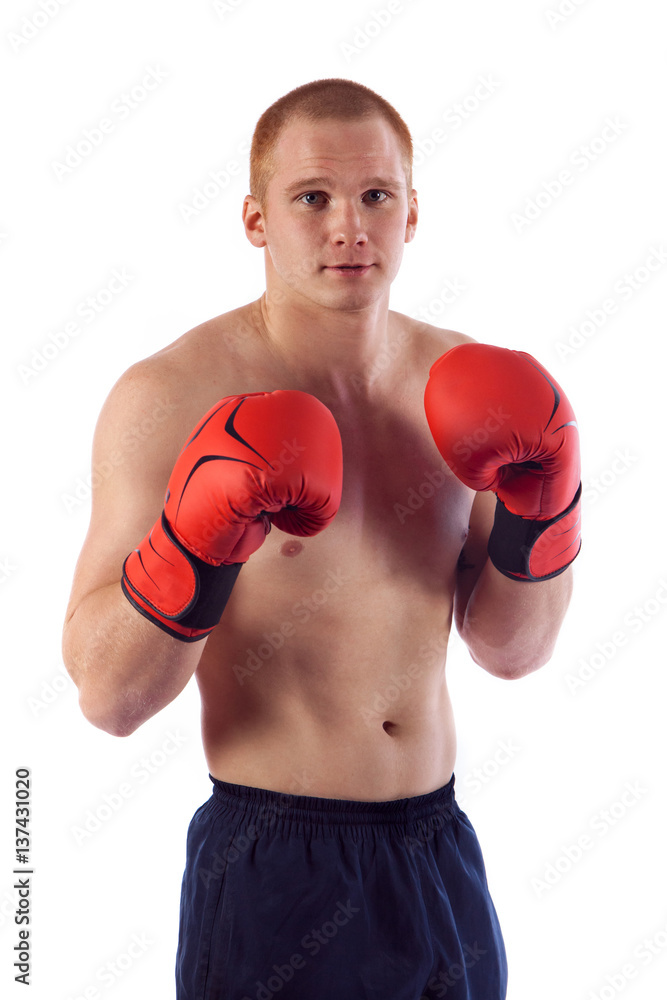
[405, 188, 418, 244]
[242, 195, 267, 248]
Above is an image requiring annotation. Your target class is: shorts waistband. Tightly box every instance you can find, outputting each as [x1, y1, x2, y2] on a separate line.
[208, 772, 457, 827]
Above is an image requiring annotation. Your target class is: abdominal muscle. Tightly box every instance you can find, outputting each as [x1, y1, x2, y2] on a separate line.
[194, 535, 459, 802]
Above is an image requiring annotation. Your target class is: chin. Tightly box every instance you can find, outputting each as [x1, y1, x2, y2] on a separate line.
[323, 290, 384, 313]
[322, 278, 387, 311]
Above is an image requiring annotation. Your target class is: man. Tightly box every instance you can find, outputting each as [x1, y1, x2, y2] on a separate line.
[63, 78, 580, 999]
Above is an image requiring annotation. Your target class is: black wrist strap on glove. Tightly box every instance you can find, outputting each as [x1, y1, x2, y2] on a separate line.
[121, 513, 243, 642]
[488, 483, 582, 582]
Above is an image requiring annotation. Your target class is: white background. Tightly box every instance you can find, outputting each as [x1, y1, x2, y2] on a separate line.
[2, 0, 666, 997]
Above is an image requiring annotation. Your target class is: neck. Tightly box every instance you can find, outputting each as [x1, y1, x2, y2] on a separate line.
[253, 284, 393, 400]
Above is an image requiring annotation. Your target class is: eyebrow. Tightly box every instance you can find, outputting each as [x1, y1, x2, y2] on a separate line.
[283, 175, 404, 195]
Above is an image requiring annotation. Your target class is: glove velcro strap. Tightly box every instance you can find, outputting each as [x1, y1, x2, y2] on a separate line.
[121, 512, 242, 642]
[488, 483, 582, 582]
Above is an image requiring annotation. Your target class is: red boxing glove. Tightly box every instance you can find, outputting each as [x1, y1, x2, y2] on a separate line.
[122, 390, 343, 640]
[424, 343, 581, 581]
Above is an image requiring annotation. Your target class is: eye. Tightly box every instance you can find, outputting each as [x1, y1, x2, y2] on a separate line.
[299, 192, 325, 205]
[365, 190, 388, 203]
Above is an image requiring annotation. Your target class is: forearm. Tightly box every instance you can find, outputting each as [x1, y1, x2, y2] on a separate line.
[459, 560, 573, 679]
[62, 583, 204, 736]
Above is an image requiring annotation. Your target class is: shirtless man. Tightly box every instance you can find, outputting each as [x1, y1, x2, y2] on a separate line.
[62, 79, 581, 999]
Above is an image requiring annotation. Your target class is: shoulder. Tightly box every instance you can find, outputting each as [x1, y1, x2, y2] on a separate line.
[388, 310, 477, 369]
[75, 304, 261, 599]
[99, 302, 261, 441]
[131, 301, 259, 385]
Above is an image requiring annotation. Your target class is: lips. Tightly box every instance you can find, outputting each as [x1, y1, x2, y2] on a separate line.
[325, 263, 373, 270]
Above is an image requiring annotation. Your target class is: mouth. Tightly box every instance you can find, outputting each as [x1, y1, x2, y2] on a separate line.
[325, 264, 373, 275]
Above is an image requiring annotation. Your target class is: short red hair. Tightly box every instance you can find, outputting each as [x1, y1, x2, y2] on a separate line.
[249, 78, 413, 209]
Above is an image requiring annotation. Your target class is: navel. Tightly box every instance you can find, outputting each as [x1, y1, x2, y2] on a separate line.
[281, 540, 304, 557]
[382, 720, 396, 735]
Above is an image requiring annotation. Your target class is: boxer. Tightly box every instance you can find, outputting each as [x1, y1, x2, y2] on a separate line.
[63, 78, 580, 999]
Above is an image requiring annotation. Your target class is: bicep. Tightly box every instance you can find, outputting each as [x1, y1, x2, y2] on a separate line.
[453, 489, 496, 634]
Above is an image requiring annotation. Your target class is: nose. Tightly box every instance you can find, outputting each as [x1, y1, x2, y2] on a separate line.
[329, 200, 368, 247]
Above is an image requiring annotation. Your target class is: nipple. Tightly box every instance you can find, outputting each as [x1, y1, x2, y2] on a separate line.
[281, 540, 304, 557]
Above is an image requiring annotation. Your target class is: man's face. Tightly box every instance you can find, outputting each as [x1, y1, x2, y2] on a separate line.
[244, 115, 418, 314]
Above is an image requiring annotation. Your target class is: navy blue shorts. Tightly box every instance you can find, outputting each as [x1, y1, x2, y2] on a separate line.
[175, 773, 508, 999]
